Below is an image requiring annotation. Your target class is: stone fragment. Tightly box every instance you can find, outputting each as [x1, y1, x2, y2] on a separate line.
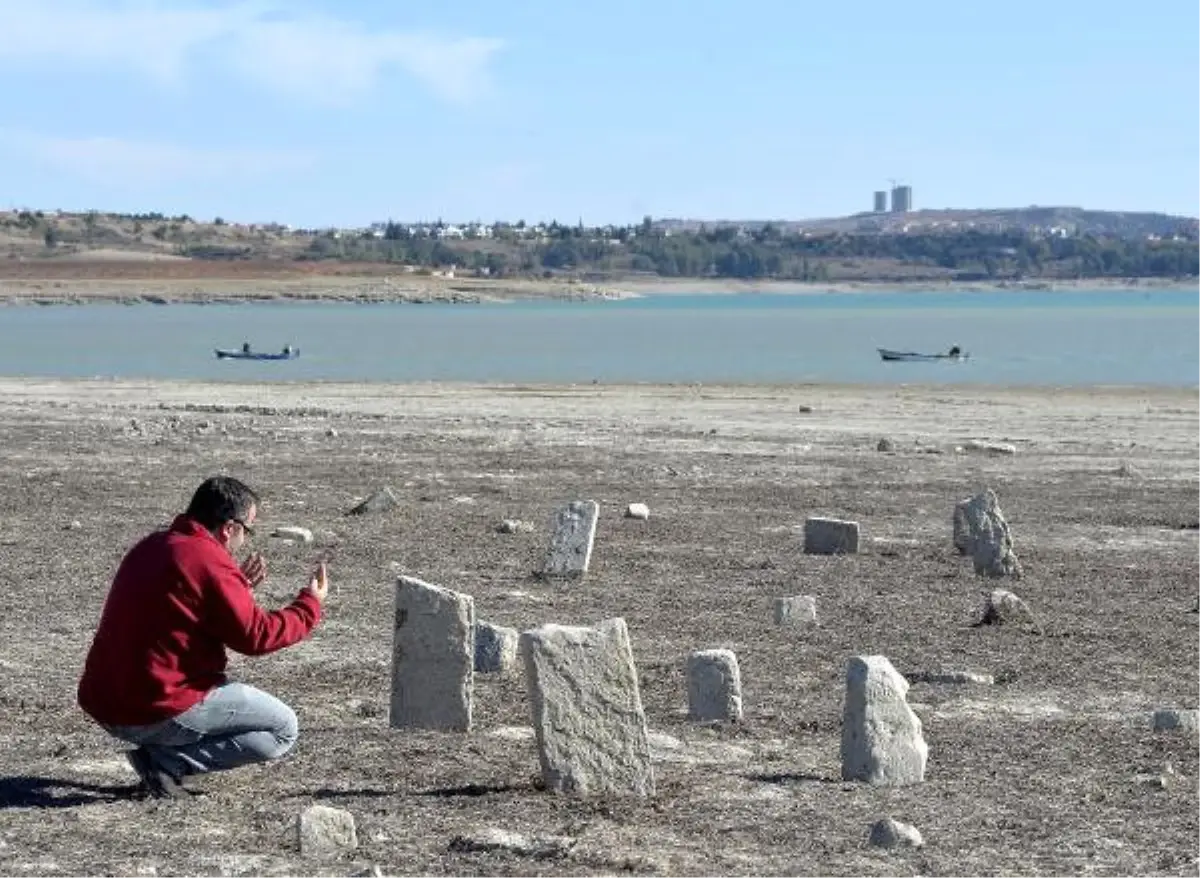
[774, 595, 817, 626]
[687, 649, 743, 722]
[390, 576, 474, 731]
[868, 817, 924, 849]
[348, 487, 398, 515]
[543, 500, 599, 578]
[804, 517, 859, 555]
[625, 503, 650, 520]
[520, 617, 653, 795]
[474, 621, 518, 674]
[841, 655, 927, 785]
[297, 805, 358, 857]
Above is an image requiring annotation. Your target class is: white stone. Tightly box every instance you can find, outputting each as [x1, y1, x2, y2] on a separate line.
[962, 439, 1017, 455]
[349, 486, 398, 515]
[841, 655, 928, 785]
[474, 621, 518, 674]
[955, 489, 1021, 577]
[389, 576, 474, 732]
[625, 503, 650, 520]
[804, 517, 859, 554]
[979, 588, 1041, 631]
[687, 649, 743, 722]
[272, 525, 313, 543]
[907, 670, 994, 685]
[449, 828, 575, 859]
[497, 519, 535, 534]
[297, 805, 358, 857]
[868, 817, 924, 849]
[543, 500, 599, 578]
[1152, 708, 1198, 733]
[775, 595, 817, 626]
[520, 617, 654, 795]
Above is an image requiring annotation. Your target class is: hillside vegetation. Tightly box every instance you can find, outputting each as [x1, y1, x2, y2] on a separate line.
[1, 207, 1195, 283]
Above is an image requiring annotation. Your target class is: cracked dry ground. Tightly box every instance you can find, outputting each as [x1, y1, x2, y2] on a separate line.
[0, 380, 1195, 876]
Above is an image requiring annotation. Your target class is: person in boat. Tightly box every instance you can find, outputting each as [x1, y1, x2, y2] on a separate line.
[948, 345, 961, 357]
[242, 342, 251, 355]
[282, 345, 292, 356]
[77, 476, 329, 798]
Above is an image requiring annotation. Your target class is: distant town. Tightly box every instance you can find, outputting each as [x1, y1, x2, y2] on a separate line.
[1, 195, 1196, 282]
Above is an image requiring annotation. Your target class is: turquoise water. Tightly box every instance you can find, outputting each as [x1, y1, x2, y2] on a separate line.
[0, 288, 1195, 387]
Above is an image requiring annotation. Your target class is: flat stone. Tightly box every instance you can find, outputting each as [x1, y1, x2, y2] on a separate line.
[868, 817, 924, 849]
[687, 649, 743, 722]
[272, 525, 313, 543]
[497, 519, 535, 534]
[520, 617, 653, 795]
[775, 595, 817, 626]
[474, 621, 518, 674]
[543, 500, 599, 578]
[841, 655, 927, 785]
[297, 805, 358, 857]
[804, 517, 860, 555]
[961, 439, 1017, 455]
[390, 576, 474, 732]
[1152, 708, 1198, 733]
[907, 670, 994, 685]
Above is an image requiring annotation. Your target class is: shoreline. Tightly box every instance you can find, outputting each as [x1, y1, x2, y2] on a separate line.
[0, 271, 1194, 306]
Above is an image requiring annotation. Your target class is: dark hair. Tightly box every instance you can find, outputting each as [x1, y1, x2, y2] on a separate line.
[185, 476, 259, 532]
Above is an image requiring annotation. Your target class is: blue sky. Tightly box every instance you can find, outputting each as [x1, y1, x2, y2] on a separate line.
[0, 0, 1196, 226]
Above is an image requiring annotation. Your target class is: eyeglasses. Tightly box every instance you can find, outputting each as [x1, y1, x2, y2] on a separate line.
[232, 518, 256, 537]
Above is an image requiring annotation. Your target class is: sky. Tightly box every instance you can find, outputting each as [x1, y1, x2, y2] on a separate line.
[0, 0, 1196, 226]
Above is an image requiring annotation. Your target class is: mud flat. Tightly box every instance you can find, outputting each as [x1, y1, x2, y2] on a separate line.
[0, 378, 1195, 875]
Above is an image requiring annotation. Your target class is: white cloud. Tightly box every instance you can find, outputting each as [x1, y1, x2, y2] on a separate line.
[0, 129, 315, 185]
[0, 1, 502, 103]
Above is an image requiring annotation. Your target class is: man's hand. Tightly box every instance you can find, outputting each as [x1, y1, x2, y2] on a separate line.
[241, 552, 268, 589]
[307, 560, 329, 604]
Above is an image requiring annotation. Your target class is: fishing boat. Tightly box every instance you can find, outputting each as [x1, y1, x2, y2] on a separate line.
[215, 344, 300, 361]
[878, 345, 967, 362]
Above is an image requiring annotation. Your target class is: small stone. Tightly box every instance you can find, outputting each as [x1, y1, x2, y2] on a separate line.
[625, 503, 650, 520]
[775, 595, 817, 626]
[497, 519, 535, 534]
[272, 526, 313, 544]
[962, 439, 1017, 455]
[474, 622, 518, 674]
[868, 817, 924, 849]
[907, 670, 994, 685]
[297, 804, 358, 857]
[976, 589, 1041, 633]
[1152, 708, 1198, 733]
[876, 437, 896, 452]
[348, 487, 399, 515]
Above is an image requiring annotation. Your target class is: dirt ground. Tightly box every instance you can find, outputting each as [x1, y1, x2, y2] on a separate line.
[0, 378, 1195, 876]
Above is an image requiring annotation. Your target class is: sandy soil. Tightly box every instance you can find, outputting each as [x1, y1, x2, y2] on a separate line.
[0, 260, 1192, 305]
[0, 378, 1195, 876]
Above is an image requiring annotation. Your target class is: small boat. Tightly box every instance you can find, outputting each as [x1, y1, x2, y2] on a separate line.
[878, 346, 968, 363]
[215, 345, 300, 361]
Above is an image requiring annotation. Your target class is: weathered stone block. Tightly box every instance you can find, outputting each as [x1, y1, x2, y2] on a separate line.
[687, 649, 742, 722]
[390, 575, 474, 731]
[520, 617, 653, 795]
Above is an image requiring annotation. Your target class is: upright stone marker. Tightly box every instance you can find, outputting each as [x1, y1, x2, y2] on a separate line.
[955, 488, 1021, 578]
[775, 595, 817, 626]
[474, 621, 518, 674]
[390, 575, 474, 732]
[804, 516, 860, 554]
[841, 655, 928, 785]
[687, 649, 743, 722]
[543, 500, 599, 578]
[520, 617, 654, 795]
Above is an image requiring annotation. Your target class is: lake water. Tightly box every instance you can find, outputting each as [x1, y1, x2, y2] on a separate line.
[0, 288, 1195, 387]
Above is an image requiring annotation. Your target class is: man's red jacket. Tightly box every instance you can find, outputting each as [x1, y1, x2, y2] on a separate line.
[78, 515, 322, 726]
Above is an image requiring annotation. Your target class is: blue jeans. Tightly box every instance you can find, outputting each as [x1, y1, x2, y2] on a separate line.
[103, 683, 298, 779]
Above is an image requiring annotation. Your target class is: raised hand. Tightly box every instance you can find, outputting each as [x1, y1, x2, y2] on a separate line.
[240, 551, 268, 589]
[307, 559, 329, 604]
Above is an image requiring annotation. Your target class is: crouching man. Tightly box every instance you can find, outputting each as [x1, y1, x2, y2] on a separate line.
[78, 476, 327, 797]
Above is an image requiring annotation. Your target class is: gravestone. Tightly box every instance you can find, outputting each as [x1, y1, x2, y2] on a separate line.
[804, 517, 860, 554]
[390, 575, 474, 731]
[543, 500, 599, 578]
[520, 617, 653, 795]
[687, 649, 743, 722]
[474, 621, 518, 674]
[775, 595, 817, 626]
[841, 655, 927, 785]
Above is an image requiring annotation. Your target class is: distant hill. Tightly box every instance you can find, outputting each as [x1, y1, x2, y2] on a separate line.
[654, 207, 1199, 239]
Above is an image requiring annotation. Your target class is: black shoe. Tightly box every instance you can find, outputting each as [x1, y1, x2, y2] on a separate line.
[126, 748, 188, 799]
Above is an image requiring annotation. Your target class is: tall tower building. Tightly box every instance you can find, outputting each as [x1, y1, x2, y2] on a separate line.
[873, 191, 888, 213]
[890, 185, 913, 213]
